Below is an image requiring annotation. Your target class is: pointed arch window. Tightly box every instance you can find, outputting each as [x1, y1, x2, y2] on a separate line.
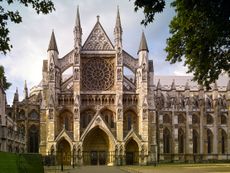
[207, 129, 213, 154]
[178, 129, 184, 153]
[193, 130, 199, 153]
[163, 128, 171, 153]
[207, 114, 213, 124]
[28, 125, 39, 153]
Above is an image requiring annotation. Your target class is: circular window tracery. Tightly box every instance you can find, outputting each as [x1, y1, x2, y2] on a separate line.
[82, 58, 114, 91]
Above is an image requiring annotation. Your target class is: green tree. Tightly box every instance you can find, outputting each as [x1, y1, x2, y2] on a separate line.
[0, 65, 11, 90]
[131, 0, 165, 26]
[0, 0, 55, 54]
[133, 0, 230, 88]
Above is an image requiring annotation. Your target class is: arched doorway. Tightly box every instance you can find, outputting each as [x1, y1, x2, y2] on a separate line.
[82, 127, 110, 165]
[125, 139, 139, 165]
[57, 139, 71, 165]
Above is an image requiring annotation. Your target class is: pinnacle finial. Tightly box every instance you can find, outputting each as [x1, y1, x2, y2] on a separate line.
[185, 80, 190, 90]
[13, 87, 19, 102]
[24, 80, 27, 89]
[171, 79, 176, 90]
[138, 31, 149, 54]
[75, 5, 81, 28]
[24, 80, 28, 99]
[47, 30, 59, 53]
[115, 6, 122, 29]
[213, 81, 218, 90]
[157, 79, 161, 90]
[97, 15, 100, 22]
[227, 80, 230, 91]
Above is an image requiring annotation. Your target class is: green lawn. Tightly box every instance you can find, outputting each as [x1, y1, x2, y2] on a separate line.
[0, 152, 44, 173]
[123, 163, 230, 173]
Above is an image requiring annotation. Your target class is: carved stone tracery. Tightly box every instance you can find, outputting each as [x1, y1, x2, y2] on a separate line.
[82, 58, 114, 91]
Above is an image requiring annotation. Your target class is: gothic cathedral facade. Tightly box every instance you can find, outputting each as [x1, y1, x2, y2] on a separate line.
[9, 8, 230, 165]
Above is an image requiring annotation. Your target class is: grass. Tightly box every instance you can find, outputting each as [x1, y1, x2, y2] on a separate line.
[0, 152, 44, 173]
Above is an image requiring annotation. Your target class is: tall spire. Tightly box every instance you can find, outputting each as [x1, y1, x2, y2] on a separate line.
[114, 6, 122, 48]
[74, 5, 82, 48]
[13, 87, 19, 103]
[138, 31, 149, 54]
[47, 30, 59, 53]
[24, 80, 28, 99]
[115, 6, 122, 31]
[75, 5, 81, 28]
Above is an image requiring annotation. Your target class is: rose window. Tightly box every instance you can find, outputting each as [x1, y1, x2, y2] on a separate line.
[82, 58, 114, 90]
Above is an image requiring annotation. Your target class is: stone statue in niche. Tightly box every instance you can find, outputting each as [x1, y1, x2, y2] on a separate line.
[143, 109, 147, 120]
[117, 108, 122, 120]
[74, 108, 79, 119]
[74, 95, 80, 106]
[117, 68, 122, 81]
[117, 95, 122, 106]
[117, 47, 122, 65]
[49, 62, 54, 80]
[49, 109, 54, 119]
[74, 68, 80, 80]
[74, 51, 80, 65]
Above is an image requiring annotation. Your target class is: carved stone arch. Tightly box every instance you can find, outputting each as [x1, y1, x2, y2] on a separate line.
[28, 124, 39, 153]
[219, 113, 227, 124]
[28, 109, 39, 120]
[56, 137, 72, 165]
[123, 110, 138, 136]
[178, 113, 186, 124]
[82, 125, 116, 151]
[206, 113, 214, 124]
[163, 114, 171, 124]
[80, 108, 96, 129]
[58, 109, 73, 132]
[100, 108, 115, 129]
[18, 109, 25, 120]
[124, 133, 142, 151]
[56, 136, 73, 151]
[192, 113, 200, 124]
[124, 133, 141, 165]
[218, 128, 227, 154]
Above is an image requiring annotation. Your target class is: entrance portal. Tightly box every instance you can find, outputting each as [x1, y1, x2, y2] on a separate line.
[57, 139, 71, 165]
[125, 139, 139, 165]
[83, 127, 109, 165]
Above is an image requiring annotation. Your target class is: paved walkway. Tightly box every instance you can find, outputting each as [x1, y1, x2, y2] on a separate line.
[44, 166, 128, 173]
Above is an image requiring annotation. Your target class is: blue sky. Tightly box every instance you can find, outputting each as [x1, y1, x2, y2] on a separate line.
[1, 0, 190, 104]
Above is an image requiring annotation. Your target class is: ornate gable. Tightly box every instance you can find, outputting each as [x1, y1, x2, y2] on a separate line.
[82, 20, 114, 51]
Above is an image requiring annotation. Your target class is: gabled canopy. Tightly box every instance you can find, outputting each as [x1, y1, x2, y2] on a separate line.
[82, 16, 114, 51]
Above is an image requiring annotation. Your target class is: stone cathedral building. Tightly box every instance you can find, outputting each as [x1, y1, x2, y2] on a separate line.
[8, 8, 230, 165]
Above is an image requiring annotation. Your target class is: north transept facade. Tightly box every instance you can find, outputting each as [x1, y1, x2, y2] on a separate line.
[7, 8, 230, 165]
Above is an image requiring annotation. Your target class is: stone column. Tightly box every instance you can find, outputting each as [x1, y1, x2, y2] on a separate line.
[172, 112, 178, 161]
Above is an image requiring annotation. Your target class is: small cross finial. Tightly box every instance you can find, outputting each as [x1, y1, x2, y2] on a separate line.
[97, 15, 100, 22]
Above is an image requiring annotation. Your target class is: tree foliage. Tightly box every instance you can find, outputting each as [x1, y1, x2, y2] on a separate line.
[133, 0, 230, 88]
[0, 0, 55, 54]
[0, 65, 11, 90]
[165, 0, 230, 88]
[131, 0, 165, 26]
